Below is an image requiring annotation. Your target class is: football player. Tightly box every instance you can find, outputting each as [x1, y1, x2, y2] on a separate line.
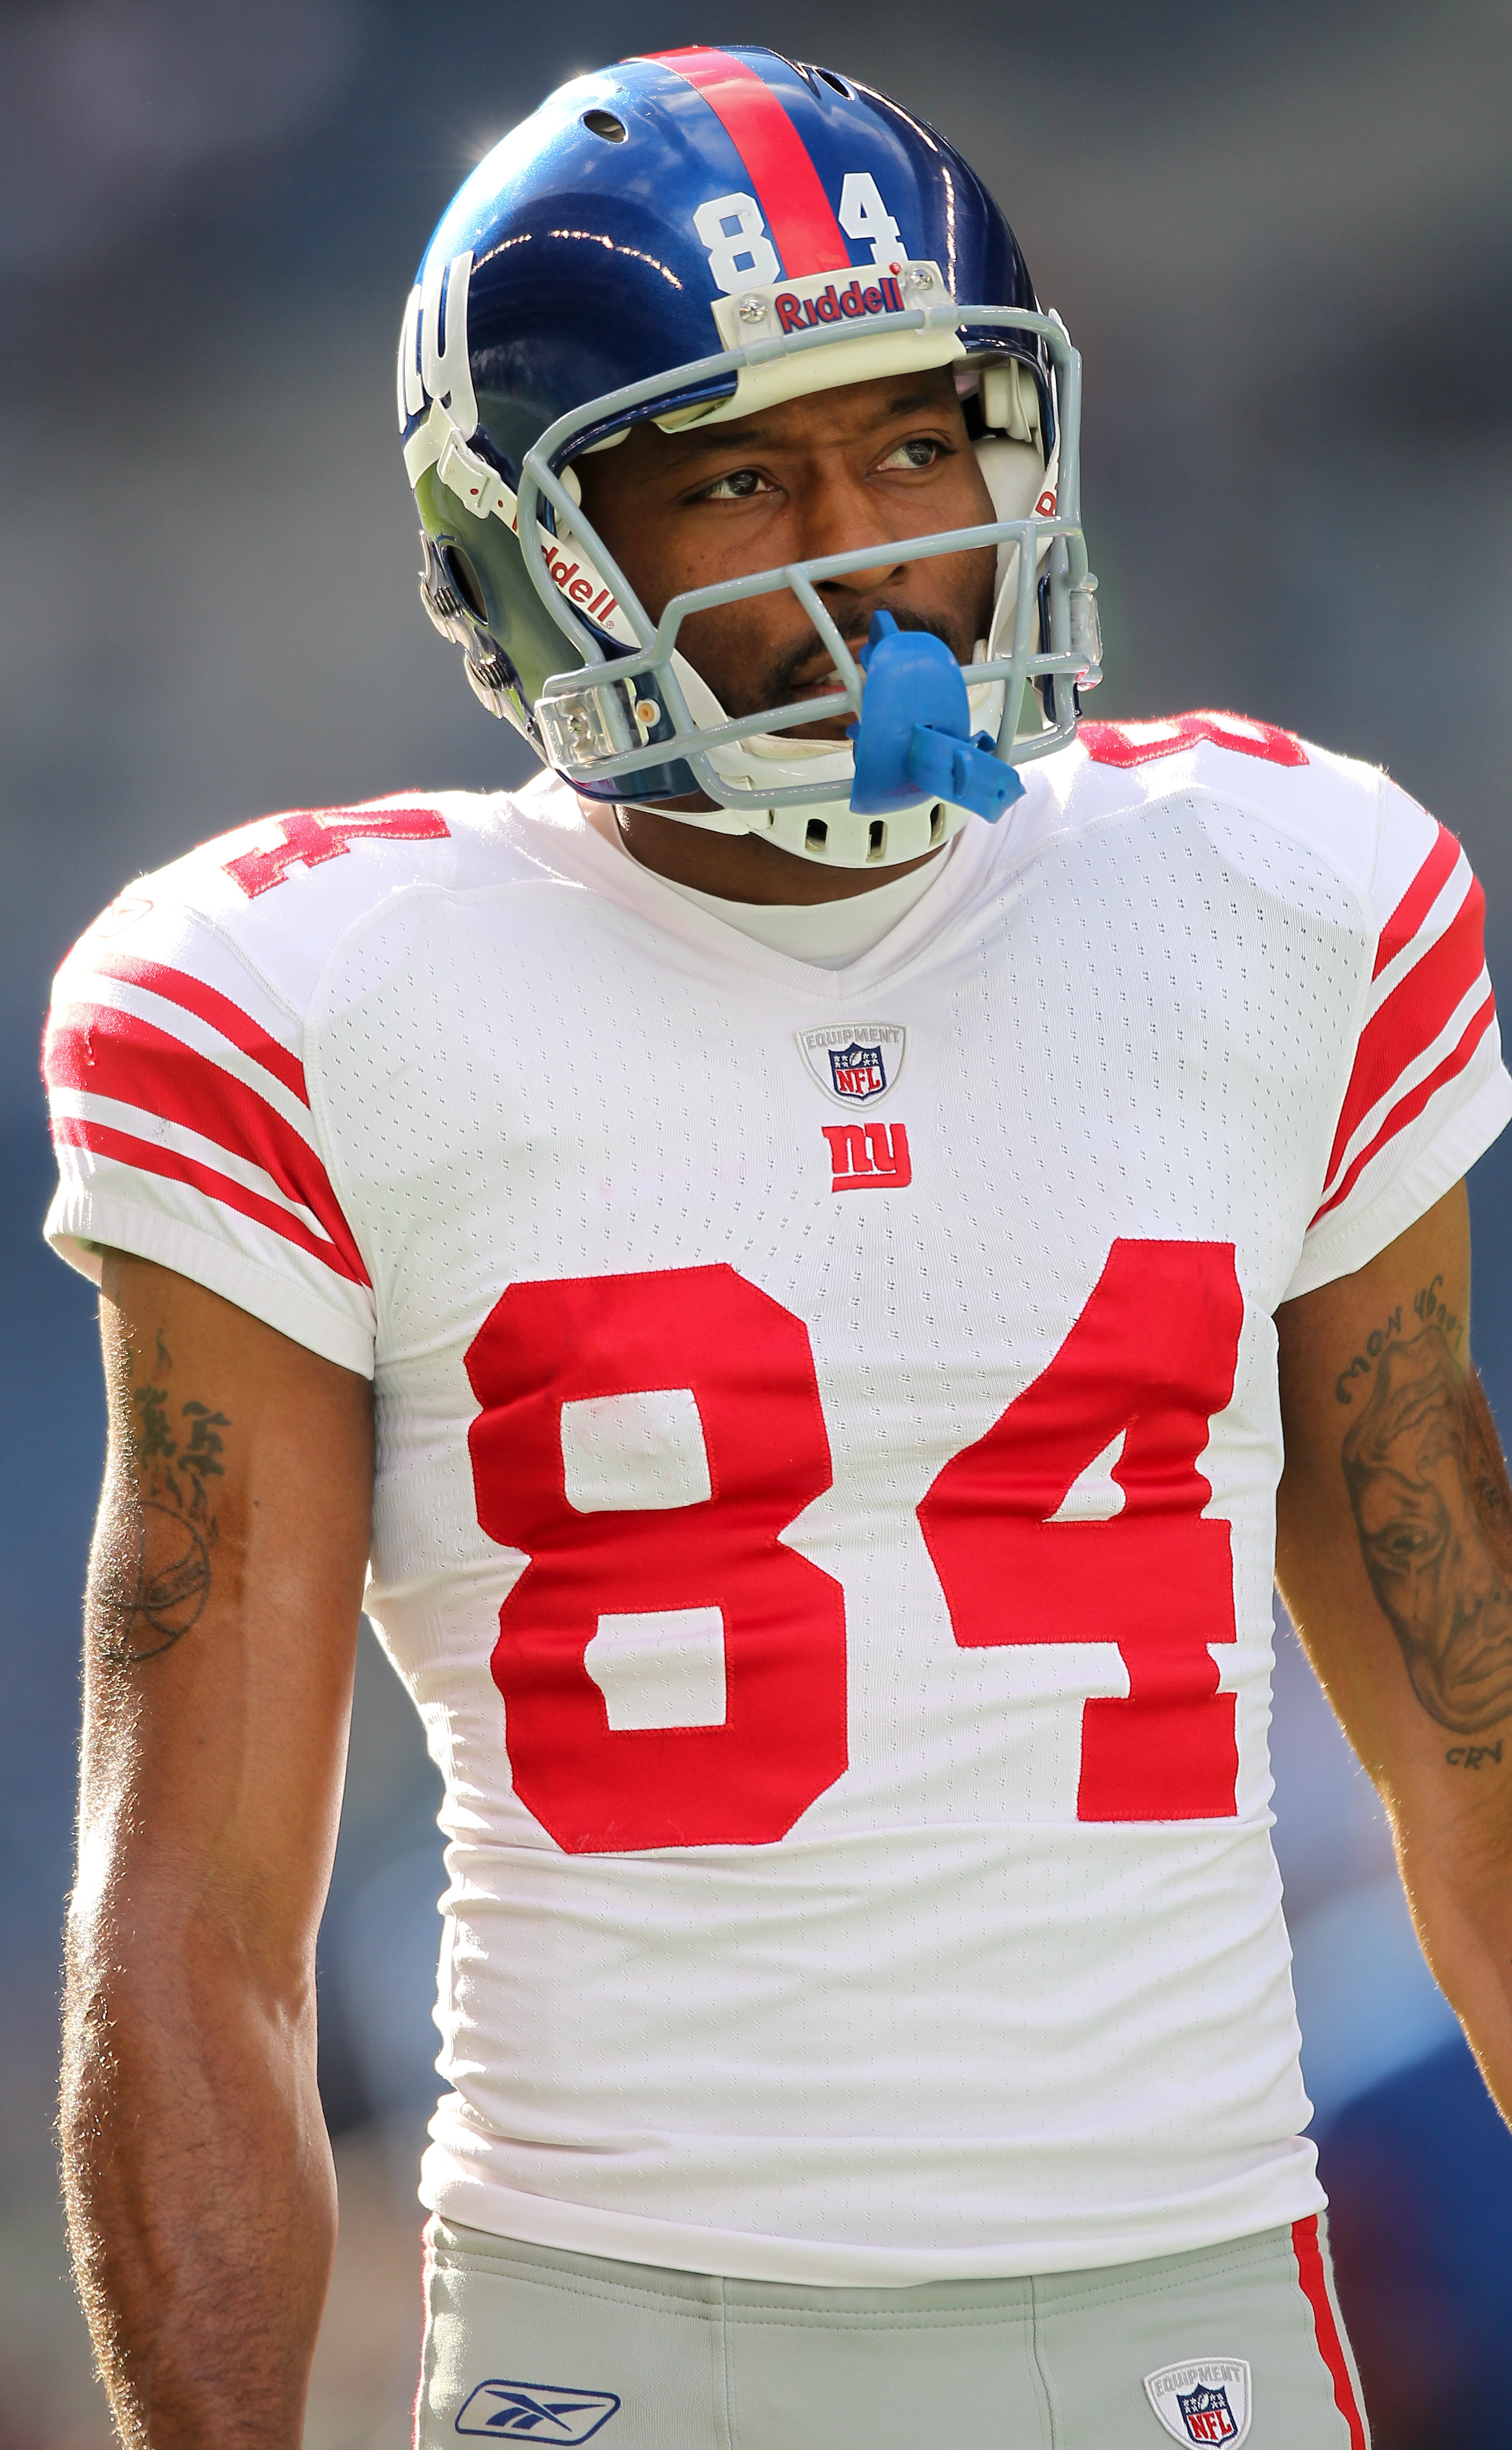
[45, 47, 1512, 2450]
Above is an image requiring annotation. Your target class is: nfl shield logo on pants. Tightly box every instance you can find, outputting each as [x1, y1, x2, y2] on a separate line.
[1143, 2358, 1251, 2446]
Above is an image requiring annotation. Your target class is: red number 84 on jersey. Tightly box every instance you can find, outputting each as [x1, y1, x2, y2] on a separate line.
[466, 1240, 1244, 1852]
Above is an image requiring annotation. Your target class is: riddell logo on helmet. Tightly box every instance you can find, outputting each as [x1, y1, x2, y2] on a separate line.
[775, 275, 906, 332]
[712, 261, 944, 353]
[541, 547, 618, 626]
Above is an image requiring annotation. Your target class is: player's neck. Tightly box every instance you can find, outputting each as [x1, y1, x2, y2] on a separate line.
[578, 797, 946, 906]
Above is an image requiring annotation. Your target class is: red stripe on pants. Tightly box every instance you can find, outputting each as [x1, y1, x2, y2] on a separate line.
[1291, 2215, 1368, 2449]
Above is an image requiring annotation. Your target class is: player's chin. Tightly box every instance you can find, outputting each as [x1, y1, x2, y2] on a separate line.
[714, 681, 849, 737]
[740, 693, 853, 743]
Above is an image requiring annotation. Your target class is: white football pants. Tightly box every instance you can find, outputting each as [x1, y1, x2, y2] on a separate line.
[414, 2212, 1369, 2448]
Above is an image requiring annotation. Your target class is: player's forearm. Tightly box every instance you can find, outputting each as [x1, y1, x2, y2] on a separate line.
[61, 1911, 335, 2450]
[62, 1257, 370, 2442]
[1393, 1815, 1512, 2128]
[1276, 1199, 1512, 2121]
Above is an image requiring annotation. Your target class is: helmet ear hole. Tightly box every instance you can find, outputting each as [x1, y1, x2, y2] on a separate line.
[441, 543, 488, 622]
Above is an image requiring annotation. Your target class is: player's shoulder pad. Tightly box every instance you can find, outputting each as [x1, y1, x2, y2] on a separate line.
[1032, 709, 1423, 916]
[54, 787, 539, 1023]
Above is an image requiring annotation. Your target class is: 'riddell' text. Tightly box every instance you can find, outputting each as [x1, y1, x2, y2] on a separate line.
[775, 276, 905, 333]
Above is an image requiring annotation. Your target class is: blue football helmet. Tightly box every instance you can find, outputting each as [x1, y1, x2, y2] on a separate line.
[399, 46, 1101, 866]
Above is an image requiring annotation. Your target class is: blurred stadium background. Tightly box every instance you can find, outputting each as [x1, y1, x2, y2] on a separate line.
[2, 2, 1510, 2442]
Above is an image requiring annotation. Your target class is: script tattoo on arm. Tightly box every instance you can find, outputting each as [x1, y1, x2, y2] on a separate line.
[98, 1329, 230, 1665]
[1342, 1307, 1512, 1739]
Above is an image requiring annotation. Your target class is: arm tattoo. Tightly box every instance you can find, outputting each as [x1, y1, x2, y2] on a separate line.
[1342, 1310, 1512, 1737]
[98, 1332, 230, 1665]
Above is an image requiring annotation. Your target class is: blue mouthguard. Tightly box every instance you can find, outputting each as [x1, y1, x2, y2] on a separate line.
[846, 611, 1025, 823]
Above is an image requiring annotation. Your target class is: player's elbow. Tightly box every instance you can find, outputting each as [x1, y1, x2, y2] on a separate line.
[65, 1824, 322, 2073]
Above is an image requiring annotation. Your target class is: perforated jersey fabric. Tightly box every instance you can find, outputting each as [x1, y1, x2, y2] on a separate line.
[43, 717, 1511, 2283]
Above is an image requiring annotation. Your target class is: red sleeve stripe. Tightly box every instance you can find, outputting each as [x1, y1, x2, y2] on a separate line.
[645, 48, 851, 276]
[1372, 820, 1461, 981]
[73, 949, 308, 1103]
[1290, 2217, 1368, 2450]
[52, 1114, 369, 1287]
[1322, 874, 1488, 1190]
[1311, 986, 1495, 1225]
[46, 1009, 366, 1284]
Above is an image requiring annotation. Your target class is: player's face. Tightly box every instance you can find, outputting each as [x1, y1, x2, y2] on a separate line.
[576, 367, 997, 741]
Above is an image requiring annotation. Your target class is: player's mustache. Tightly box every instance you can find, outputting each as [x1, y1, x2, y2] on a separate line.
[751, 608, 965, 715]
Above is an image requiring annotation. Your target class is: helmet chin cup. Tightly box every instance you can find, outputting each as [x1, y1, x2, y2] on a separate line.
[604, 652, 959, 867]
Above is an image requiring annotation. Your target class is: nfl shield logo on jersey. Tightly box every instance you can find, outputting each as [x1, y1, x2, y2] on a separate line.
[797, 1021, 907, 1107]
[1143, 2358, 1251, 2446]
[831, 1040, 886, 1098]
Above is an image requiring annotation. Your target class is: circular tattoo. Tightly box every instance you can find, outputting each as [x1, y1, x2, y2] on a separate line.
[103, 1501, 214, 1663]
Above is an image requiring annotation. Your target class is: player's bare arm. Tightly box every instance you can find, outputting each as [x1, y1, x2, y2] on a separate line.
[63, 1254, 372, 2449]
[1276, 1182, 1512, 2122]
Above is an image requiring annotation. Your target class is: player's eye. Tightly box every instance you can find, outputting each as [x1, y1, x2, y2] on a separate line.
[879, 436, 946, 471]
[699, 467, 775, 501]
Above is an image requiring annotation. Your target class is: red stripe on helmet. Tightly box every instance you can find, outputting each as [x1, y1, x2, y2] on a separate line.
[645, 47, 851, 277]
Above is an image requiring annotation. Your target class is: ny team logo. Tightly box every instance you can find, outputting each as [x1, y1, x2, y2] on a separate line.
[1143, 2359, 1251, 2447]
[797, 1021, 906, 1107]
[823, 1122, 911, 1191]
[454, 2380, 621, 2440]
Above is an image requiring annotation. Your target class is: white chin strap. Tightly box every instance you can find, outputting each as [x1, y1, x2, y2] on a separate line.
[641, 424, 1058, 871]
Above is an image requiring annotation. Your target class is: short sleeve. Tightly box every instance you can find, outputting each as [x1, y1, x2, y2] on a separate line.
[1285, 780, 1512, 1299]
[43, 896, 377, 1376]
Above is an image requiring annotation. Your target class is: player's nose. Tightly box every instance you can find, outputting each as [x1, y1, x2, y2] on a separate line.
[788, 463, 909, 594]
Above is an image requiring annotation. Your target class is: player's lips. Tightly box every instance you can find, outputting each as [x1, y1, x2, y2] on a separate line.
[779, 646, 868, 702]
[777, 613, 960, 706]
[748, 611, 962, 720]
[754, 641, 875, 736]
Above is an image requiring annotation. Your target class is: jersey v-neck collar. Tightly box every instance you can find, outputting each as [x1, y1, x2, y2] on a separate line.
[509, 773, 1034, 998]
[645, 841, 953, 968]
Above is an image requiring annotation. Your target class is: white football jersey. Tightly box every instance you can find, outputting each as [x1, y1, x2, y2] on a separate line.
[44, 712, 1511, 2283]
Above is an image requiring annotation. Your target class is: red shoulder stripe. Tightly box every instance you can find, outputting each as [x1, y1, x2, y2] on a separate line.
[1322, 876, 1488, 1191]
[647, 48, 850, 276]
[46, 1008, 366, 1284]
[76, 951, 308, 1103]
[1290, 2217, 1367, 2450]
[1312, 988, 1495, 1225]
[53, 1114, 369, 1288]
[1372, 820, 1460, 981]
